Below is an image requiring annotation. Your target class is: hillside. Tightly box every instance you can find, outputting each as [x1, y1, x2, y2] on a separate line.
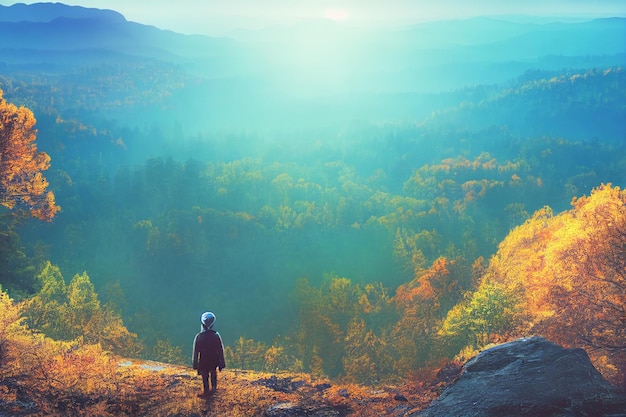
[424, 67, 626, 141]
[2, 322, 623, 416]
[0, 292, 454, 417]
[1, 361, 453, 416]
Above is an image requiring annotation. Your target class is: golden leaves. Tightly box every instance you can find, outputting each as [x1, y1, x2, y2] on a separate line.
[475, 184, 626, 387]
[0, 88, 60, 221]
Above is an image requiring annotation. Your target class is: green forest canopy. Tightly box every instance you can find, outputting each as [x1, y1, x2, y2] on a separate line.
[1, 66, 625, 387]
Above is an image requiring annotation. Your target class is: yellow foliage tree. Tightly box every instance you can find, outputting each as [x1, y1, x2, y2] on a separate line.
[343, 318, 394, 383]
[22, 262, 142, 357]
[0, 288, 35, 378]
[474, 184, 626, 387]
[1, 288, 122, 412]
[440, 281, 516, 348]
[0, 89, 60, 221]
[392, 257, 467, 372]
[225, 336, 267, 370]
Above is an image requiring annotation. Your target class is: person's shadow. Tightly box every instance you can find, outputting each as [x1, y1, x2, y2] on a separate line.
[198, 389, 217, 415]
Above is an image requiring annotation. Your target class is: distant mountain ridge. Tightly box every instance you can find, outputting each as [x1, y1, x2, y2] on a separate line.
[0, 2, 125, 23]
[0, 2, 237, 65]
[1, 2, 625, 128]
[2, 3, 625, 59]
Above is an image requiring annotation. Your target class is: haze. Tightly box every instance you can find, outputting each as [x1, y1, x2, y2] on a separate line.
[2, 0, 625, 35]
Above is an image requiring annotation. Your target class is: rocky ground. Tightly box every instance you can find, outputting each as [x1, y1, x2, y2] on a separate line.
[0, 358, 458, 416]
[2, 337, 625, 416]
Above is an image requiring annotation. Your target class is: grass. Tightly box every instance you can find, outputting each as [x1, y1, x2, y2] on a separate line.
[0, 291, 459, 416]
[0, 354, 458, 416]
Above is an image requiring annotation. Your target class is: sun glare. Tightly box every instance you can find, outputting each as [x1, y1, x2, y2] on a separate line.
[324, 9, 350, 21]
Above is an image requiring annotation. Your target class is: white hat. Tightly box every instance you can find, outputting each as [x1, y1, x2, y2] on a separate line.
[201, 311, 216, 329]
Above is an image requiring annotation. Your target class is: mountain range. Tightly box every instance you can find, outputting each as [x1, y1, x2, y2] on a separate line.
[0, 3, 239, 65]
[1, 2, 625, 128]
[2, 3, 624, 70]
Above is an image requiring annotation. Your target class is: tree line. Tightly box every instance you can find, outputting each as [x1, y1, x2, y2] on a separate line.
[1, 65, 625, 389]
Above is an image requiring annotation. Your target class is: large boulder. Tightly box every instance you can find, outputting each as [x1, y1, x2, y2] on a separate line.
[415, 336, 626, 417]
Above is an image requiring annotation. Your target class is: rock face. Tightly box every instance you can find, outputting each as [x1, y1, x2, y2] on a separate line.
[415, 336, 626, 417]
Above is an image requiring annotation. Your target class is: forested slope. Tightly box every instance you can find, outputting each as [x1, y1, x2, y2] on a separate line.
[1, 3, 625, 395]
[2, 67, 625, 385]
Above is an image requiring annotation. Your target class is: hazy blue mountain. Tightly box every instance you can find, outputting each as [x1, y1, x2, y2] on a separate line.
[424, 67, 626, 142]
[0, 2, 124, 23]
[213, 16, 626, 96]
[0, 3, 240, 66]
[479, 18, 626, 59]
[1, 3, 624, 129]
[2, 3, 624, 70]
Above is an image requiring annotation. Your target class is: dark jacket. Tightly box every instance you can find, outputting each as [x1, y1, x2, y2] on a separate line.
[192, 328, 226, 371]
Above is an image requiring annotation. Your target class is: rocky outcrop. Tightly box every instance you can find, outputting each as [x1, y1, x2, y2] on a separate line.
[415, 336, 626, 417]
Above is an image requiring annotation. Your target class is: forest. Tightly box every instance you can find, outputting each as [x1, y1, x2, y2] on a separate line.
[1, 3, 625, 396]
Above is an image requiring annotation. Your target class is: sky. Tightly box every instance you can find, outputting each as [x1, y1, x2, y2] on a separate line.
[2, 0, 625, 36]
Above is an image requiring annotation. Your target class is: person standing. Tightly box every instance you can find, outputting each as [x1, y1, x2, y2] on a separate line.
[192, 311, 226, 397]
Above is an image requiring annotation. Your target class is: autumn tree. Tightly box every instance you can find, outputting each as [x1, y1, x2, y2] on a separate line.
[22, 261, 67, 339]
[225, 336, 268, 370]
[292, 276, 396, 380]
[461, 184, 626, 387]
[543, 184, 626, 387]
[0, 288, 33, 377]
[293, 278, 345, 377]
[1, 287, 122, 411]
[392, 257, 470, 372]
[439, 281, 516, 351]
[343, 318, 394, 383]
[0, 89, 60, 221]
[22, 262, 142, 356]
